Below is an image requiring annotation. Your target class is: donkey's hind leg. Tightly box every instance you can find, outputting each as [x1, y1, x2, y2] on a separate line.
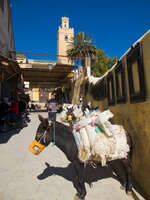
[121, 158, 133, 194]
[72, 160, 86, 200]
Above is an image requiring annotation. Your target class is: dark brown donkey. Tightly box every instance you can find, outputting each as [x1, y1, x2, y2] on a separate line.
[33, 114, 133, 200]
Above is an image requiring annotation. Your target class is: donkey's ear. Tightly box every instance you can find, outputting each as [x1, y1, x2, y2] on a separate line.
[45, 162, 50, 168]
[43, 118, 49, 128]
[38, 114, 44, 122]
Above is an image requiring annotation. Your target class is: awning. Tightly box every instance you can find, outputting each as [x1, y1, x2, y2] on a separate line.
[21, 63, 77, 88]
[0, 54, 21, 81]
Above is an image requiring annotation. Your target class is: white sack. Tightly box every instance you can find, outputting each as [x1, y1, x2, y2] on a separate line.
[73, 129, 82, 148]
[73, 129, 84, 160]
[91, 124, 130, 166]
[79, 128, 90, 151]
[110, 125, 130, 160]
[79, 128, 91, 161]
[85, 125, 97, 148]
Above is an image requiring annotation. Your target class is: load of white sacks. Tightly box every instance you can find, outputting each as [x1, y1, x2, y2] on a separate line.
[59, 104, 72, 121]
[73, 109, 130, 166]
[60, 103, 84, 122]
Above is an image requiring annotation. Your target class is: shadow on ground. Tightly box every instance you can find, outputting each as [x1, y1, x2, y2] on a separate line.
[37, 162, 147, 199]
[37, 162, 120, 186]
[0, 129, 21, 144]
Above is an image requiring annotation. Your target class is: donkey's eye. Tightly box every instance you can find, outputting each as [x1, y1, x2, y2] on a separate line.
[42, 125, 47, 130]
[36, 132, 42, 138]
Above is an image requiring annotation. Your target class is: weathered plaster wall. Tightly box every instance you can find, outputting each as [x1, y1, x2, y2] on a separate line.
[30, 88, 39, 102]
[71, 75, 84, 104]
[85, 30, 150, 198]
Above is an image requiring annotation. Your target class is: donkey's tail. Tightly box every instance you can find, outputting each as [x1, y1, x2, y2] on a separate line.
[127, 132, 133, 160]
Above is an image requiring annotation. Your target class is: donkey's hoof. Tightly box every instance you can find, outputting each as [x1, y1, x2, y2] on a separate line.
[127, 191, 132, 196]
[74, 194, 85, 200]
[74, 194, 80, 200]
[120, 185, 125, 190]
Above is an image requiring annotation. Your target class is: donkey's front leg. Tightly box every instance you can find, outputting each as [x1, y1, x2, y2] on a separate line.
[72, 160, 86, 200]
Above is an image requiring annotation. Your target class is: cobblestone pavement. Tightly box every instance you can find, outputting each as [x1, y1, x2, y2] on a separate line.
[0, 112, 145, 200]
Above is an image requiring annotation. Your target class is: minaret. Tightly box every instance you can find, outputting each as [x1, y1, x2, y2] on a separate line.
[57, 17, 74, 64]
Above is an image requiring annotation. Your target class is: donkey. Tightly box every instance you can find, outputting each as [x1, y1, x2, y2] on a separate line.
[33, 114, 133, 200]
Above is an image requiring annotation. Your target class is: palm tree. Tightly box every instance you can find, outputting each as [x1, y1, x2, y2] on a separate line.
[67, 32, 96, 104]
[67, 32, 96, 77]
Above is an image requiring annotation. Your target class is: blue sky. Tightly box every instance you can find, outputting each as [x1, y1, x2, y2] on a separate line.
[10, 0, 150, 61]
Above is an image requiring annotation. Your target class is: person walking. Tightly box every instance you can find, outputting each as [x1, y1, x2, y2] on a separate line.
[47, 94, 57, 122]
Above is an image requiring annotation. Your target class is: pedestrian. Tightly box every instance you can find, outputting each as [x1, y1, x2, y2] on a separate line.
[47, 94, 57, 122]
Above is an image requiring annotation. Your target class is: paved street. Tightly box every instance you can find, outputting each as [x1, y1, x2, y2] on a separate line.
[0, 112, 144, 200]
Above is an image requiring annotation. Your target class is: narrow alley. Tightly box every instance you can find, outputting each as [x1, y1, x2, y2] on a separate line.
[0, 112, 144, 200]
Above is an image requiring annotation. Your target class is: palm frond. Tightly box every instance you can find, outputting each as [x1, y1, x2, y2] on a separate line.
[67, 31, 96, 63]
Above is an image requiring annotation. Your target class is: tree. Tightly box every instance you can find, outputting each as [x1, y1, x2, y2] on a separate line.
[67, 32, 96, 77]
[91, 49, 117, 77]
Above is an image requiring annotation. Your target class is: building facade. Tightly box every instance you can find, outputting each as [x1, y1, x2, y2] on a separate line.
[0, 0, 20, 102]
[0, 0, 15, 59]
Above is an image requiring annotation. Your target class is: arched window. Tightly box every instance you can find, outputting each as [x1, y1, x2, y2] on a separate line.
[65, 35, 68, 41]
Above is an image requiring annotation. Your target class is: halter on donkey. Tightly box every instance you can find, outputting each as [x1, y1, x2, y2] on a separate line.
[29, 114, 133, 200]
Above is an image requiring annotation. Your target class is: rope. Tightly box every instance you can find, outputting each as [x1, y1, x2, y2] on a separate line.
[51, 120, 56, 146]
[89, 161, 97, 169]
[38, 127, 48, 144]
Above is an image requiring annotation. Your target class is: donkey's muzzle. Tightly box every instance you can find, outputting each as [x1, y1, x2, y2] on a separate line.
[29, 140, 46, 155]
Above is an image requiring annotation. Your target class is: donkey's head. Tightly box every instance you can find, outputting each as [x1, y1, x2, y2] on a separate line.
[29, 115, 52, 155]
[36, 115, 52, 145]
[66, 107, 74, 116]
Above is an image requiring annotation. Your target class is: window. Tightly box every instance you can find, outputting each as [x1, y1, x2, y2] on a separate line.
[107, 72, 115, 106]
[65, 35, 68, 41]
[91, 78, 106, 100]
[127, 43, 146, 103]
[115, 61, 126, 104]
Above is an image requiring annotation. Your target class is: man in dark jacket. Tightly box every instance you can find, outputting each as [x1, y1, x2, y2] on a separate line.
[47, 94, 57, 122]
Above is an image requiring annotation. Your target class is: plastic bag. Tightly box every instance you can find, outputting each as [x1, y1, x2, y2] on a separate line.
[97, 109, 114, 123]
[95, 110, 114, 136]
